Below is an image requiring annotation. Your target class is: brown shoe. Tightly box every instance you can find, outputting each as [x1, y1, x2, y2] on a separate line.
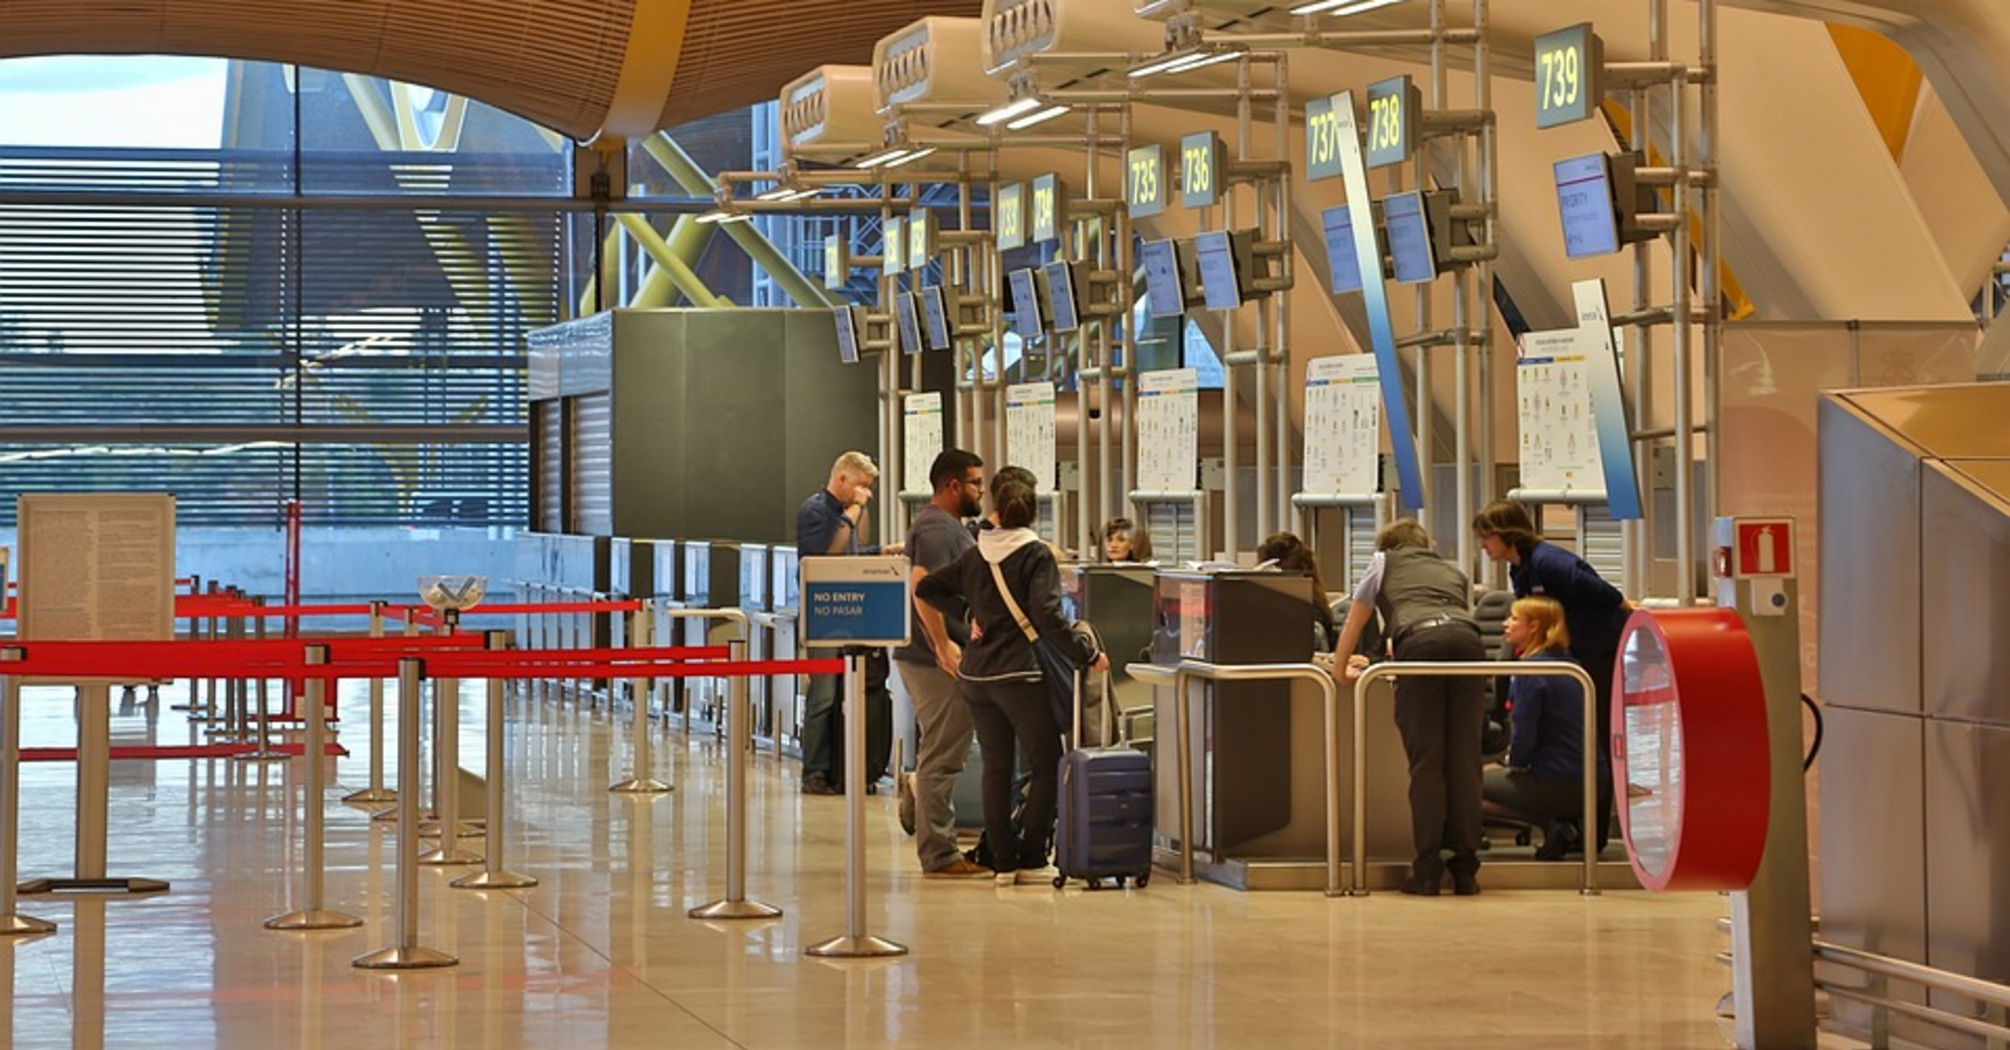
[923, 858, 993, 879]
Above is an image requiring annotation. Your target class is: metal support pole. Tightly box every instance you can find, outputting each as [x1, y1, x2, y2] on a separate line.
[420, 609, 481, 864]
[454, 631, 538, 890]
[267, 645, 362, 929]
[611, 606, 670, 793]
[805, 654, 906, 958]
[353, 658, 458, 969]
[238, 600, 284, 762]
[0, 653, 55, 934]
[691, 638, 782, 919]
[76, 682, 112, 880]
[343, 600, 395, 804]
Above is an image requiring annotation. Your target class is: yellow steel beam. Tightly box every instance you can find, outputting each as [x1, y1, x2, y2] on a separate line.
[1828, 24, 1923, 161]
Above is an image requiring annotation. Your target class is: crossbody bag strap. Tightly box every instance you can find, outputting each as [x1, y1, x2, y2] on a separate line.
[985, 560, 1041, 644]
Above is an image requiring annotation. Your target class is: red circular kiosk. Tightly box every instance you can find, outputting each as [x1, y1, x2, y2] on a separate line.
[1612, 607, 1772, 892]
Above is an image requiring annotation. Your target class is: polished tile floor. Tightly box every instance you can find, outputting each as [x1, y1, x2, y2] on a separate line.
[0, 679, 1772, 1049]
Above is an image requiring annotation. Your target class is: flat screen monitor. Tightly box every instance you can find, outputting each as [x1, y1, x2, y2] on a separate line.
[1008, 267, 1045, 339]
[1383, 190, 1437, 285]
[918, 284, 952, 350]
[1139, 238, 1186, 319]
[831, 305, 860, 364]
[1321, 205, 1368, 294]
[893, 291, 923, 355]
[1194, 230, 1243, 310]
[1044, 260, 1081, 333]
[1553, 152, 1622, 259]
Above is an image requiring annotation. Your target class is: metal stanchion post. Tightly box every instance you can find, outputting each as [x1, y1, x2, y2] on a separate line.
[454, 631, 537, 890]
[420, 609, 480, 864]
[805, 654, 905, 958]
[267, 645, 362, 930]
[611, 608, 670, 793]
[238, 597, 284, 763]
[344, 601, 395, 805]
[1175, 667, 1195, 887]
[0, 652, 55, 935]
[354, 658, 457, 970]
[373, 613, 425, 824]
[691, 639, 781, 920]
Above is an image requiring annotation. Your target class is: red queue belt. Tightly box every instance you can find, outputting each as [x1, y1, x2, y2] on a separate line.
[0, 597, 651, 620]
[0, 639, 833, 681]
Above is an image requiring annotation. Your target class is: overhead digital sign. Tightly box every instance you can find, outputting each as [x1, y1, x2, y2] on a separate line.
[1181, 131, 1221, 208]
[1536, 23, 1604, 129]
[1126, 144, 1165, 218]
[1365, 75, 1420, 169]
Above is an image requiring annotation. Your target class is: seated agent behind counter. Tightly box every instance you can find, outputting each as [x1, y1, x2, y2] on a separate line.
[795, 450, 902, 797]
[1481, 596, 1606, 860]
[1331, 519, 1486, 897]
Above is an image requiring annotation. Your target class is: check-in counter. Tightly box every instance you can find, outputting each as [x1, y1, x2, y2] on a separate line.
[1064, 564, 1157, 743]
[1147, 569, 1413, 890]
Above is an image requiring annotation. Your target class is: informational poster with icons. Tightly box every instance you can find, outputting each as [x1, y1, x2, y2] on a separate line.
[1514, 329, 1602, 495]
[1136, 368, 1200, 493]
[1302, 354, 1381, 497]
[1004, 381, 1058, 491]
[902, 392, 944, 495]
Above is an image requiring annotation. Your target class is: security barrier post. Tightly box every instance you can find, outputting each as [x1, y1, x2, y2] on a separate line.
[266, 645, 363, 930]
[353, 658, 458, 970]
[690, 638, 781, 920]
[453, 631, 537, 890]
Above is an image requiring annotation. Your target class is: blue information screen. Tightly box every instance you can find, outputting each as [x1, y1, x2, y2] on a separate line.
[832, 306, 859, 364]
[1044, 260, 1080, 333]
[894, 291, 923, 355]
[919, 285, 951, 349]
[1008, 267, 1044, 339]
[1194, 230, 1241, 310]
[1383, 191, 1436, 285]
[1322, 205, 1366, 294]
[1554, 153, 1621, 259]
[1139, 238, 1185, 319]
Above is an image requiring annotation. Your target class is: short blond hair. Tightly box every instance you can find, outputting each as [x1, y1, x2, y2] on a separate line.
[829, 450, 879, 483]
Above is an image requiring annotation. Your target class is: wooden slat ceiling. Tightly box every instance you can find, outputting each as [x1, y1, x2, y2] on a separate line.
[0, 0, 983, 140]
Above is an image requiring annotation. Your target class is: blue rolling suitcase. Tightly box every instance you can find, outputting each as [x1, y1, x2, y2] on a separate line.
[1052, 656, 1154, 890]
[1053, 745, 1154, 890]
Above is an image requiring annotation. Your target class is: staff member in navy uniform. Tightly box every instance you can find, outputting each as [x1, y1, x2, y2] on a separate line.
[1331, 519, 1487, 897]
[1472, 498, 1630, 850]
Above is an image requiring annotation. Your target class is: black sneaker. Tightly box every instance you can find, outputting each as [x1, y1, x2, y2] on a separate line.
[801, 776, 840, 796]
[1451, 872, 1481, 896]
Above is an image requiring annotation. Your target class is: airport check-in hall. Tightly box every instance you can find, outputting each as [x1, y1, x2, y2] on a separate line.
[0, 0, 2007, 1047]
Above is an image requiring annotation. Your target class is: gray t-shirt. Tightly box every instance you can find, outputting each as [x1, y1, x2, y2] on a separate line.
[894, 503, 975, 664]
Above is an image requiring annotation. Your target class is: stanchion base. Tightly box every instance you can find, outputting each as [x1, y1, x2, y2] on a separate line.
[370, 807, 399, 823]
[352, 945, 459, 970]
[234, 750, 289, 763]
[0, 913, 57, 935]
[609, 778, 673, 794]
[804, 934, 908, 958]
[18, 876, 170, 896]
[415, 846, 482, 866]
[688, 898, 782, 921]
[265, 908, 364, 930]
[342, 788, 397, 805]
[450, 870, 538, 890]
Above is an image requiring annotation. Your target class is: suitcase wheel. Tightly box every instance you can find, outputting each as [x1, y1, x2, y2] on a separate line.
[1135, 871, 1150, 888]
[1081, 876, 1098, 891]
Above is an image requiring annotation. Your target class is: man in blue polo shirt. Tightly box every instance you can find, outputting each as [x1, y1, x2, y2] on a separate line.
[796, 450, 899, 795]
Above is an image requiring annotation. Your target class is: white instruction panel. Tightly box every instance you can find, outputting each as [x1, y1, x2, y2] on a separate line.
[1515, 329, 1602, 495]
[1302, 354, 1381, 497]
[1136, 368, 1200, 493]
[902, 391, 944, 495]
[18, 493, 176, 642]
[1004, 381, 1057, 490]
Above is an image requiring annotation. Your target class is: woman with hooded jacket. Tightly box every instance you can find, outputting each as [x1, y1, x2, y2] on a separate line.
[917, 473, 1107, 886]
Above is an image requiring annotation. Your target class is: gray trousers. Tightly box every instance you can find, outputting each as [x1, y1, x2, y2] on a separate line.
[894, 658, 975, 871]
